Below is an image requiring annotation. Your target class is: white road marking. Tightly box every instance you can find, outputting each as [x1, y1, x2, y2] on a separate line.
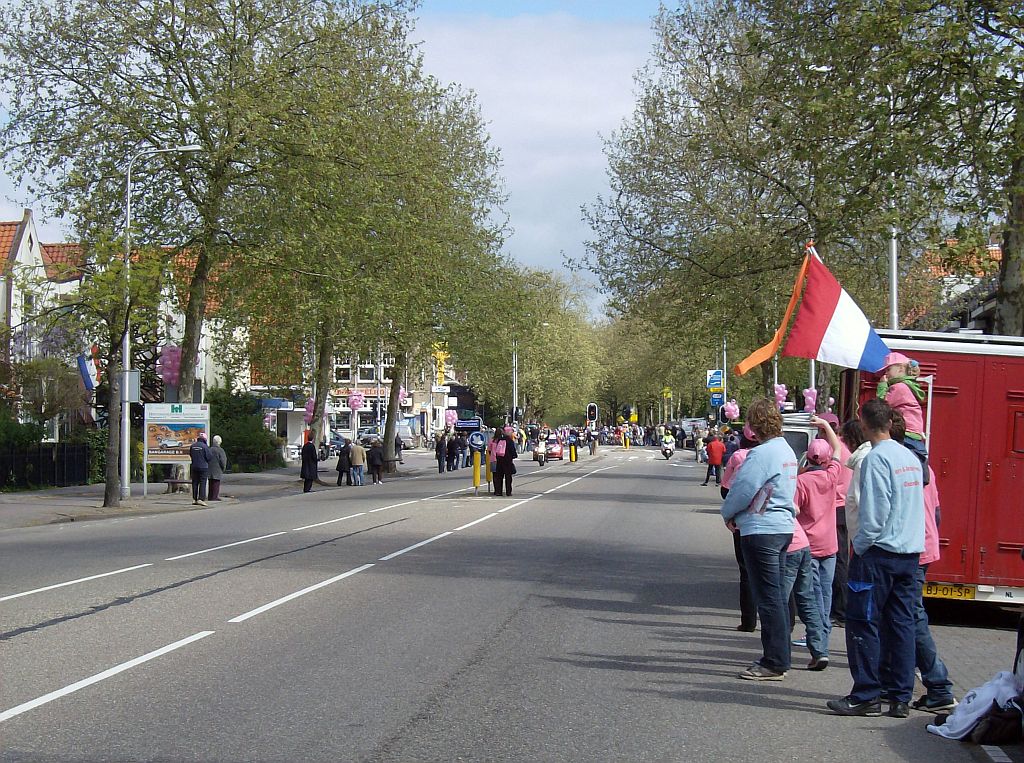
[165, 532, 289, 561]
[982, 746, 1013, 763]
[423, 486, 475, 500]
[453, 513, 499, 531]
[544, 476, 585, 494]
[291, 513, 366, 531]
[228, 564, 375, 623]
[497, 495, 540, 513]
[378, 532, 453, 561]
[0, 630, 215, 723]
[0, 564, 155, 603]
[368, 500, 419, 513]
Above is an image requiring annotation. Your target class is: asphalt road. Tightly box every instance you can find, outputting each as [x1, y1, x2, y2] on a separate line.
[0, 447, 1005, 762]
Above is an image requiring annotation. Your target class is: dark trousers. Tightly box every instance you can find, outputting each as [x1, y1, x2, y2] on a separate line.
[303, 478, 314, 493]
[845, 547, 920, 703]
[370, 465, 383, 484]
[191, 468, 208, 502]
[831, 509, 849, 622]
[740, 532, 793, 673]
[437, 457, 445, 474]
[732, 531, 757, 630]
[337, 466, 352, 486]
[703, 463, 722, 484]
[493, 469, 513, 496]
[208, 479, 221, 501]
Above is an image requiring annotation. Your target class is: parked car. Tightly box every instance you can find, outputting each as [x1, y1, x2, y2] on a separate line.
[358, 424, 417, 449]
[357, 426, 382, 445]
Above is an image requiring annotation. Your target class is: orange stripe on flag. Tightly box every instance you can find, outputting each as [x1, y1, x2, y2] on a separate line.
[733, 255, 810, 376]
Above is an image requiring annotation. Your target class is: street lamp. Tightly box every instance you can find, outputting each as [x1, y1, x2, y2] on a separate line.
[121, 143, 203, 500]
[511, 323, 549, 423]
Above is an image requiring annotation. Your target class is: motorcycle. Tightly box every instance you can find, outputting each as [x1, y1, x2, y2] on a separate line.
[534, 440, 546, 466]
[661, 440, 675, 460]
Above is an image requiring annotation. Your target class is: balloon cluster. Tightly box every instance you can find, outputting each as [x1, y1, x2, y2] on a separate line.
[156, 345, 182, 386]
[828, 396, 836, 412]
[773, 383, 788, 411]
[347, 392, 364, 411]
[398, 386, 408, 403]
[723, 399, 740, 421]
[803, 388, 818, 413]
[444, 409, 458, 426]
[304, 397, 315, 425]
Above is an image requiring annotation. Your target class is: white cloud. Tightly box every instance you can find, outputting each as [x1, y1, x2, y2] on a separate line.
[415, 10, 657, 273]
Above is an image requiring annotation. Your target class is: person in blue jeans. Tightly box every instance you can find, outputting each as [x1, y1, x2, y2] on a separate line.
[783, 526, 830, 671]
[827, 398, 924, 718]
[721, 398, 799, 681]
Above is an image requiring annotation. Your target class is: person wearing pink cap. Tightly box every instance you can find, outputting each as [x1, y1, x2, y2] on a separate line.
[795, 417, 843, 649]
[878, 351, 928, 478]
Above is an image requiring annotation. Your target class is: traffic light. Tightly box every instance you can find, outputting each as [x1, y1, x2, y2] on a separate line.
[586, 403, 598, 422]
[621, 404, 631, 420]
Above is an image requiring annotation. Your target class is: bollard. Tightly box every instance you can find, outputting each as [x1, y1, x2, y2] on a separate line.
[473, 451, 481, 493]
[484, 454, 492, 493]
[623, 434, 630, 450]
[569, 443, 578, 462]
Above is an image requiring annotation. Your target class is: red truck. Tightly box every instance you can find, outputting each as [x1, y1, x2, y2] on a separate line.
[838, 329, 1024, 604]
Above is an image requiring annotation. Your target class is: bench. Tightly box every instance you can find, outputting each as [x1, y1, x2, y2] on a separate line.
[164, 479, 191, 494]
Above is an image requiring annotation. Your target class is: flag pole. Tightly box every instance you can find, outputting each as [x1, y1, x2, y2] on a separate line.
[806, 241, 820, 397]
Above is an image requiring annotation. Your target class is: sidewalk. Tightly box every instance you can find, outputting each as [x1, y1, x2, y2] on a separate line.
[0, 454, 430, 532]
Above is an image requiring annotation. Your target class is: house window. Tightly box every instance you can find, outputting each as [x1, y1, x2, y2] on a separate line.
[358, 411, 377, 428]
[358, 366, 376, 383]
[334, 366, 351, 383]
[23, 293, 34, 313]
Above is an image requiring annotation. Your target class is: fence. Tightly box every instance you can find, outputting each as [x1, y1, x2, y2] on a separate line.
[0, 443, 91, 490]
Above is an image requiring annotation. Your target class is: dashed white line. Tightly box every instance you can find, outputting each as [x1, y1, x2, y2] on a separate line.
[165, 532, 289, 561]
[378, 532, 453, 561]
[453, 513, 499, 531]
[497, 495, 540, 513]
[368, 500, 419, 513]
[0, 564, 155, 603]
[291, 513, 366, 531]
[228, 564, 375, 623]
[0, 630, 215, 723]
[544, 476, 585, 494]
[423, 486, 475, 500]
[982, 746, 1013, 763]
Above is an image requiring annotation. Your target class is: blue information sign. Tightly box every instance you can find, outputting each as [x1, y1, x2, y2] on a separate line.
[710, 392, 725, 407]
[468, 431, 486, 450]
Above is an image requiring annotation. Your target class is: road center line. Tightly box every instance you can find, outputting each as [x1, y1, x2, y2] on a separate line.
[0, 630, 215, 723]
[291, 513, 366, 531]
[378, 532, 452, 561]
[0, 564, 155, 603]
[368, 500, 419, 513]
[497, 495, 540, 513]
[165, 532, 289, 561]
[452, 513, 499, 531]
[423, 486, 475, 500]
[543, 476, 586, 494]
[228, 564, 375, 623]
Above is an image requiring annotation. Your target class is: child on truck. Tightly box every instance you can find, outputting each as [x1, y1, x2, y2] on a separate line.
[877, 351, 929, 481]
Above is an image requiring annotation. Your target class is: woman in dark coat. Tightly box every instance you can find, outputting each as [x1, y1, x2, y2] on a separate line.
[492, 429, 519, 497]
[336, 439, 352, 486]
[367, 440, 385, 484]
[300, 438, 319, 493]
[435, 435, 447, 474]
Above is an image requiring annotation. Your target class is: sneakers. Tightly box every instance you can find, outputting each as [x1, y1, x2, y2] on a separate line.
[738, 663, 786, 681]
[911, 696, 958, 714]
[807, 656, 829, 671]
[792, 637, 807, 648]
[197, 500, 207, 506]
[827, 696, 882, 716]
[736, 623, 757, 632]
[888, 701, 910, 718]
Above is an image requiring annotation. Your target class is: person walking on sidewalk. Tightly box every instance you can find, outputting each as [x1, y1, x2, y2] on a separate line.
[336, 438, 353, 486]
[434, 434, 447, 474]
[827, 398, 924, 718]
[367, 440, 385, 484]
[208, 435, 228, 501]
[189, 433, 213, 506]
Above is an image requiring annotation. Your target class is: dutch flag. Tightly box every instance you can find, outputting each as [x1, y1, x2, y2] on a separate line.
[782, 255, 890, 372]
[77, 349, 99, 392]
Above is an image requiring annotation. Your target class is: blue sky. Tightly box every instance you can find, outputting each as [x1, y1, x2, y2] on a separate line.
[2, 1, 666, 287]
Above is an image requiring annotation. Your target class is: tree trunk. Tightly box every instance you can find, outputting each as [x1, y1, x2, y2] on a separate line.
[312, 320, 335, 446]
[176, 242, 213, 404]
[996, 140, 1024, 336]
[382, 351, 407, 473]
[103, 350, 122, 508]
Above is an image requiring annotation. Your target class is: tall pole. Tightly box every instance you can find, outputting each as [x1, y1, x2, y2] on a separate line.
[722, 336, 728, 400]
[511, 338, 518, 423]
[120, 145, 202, 500]
[887, 84, 899, 329]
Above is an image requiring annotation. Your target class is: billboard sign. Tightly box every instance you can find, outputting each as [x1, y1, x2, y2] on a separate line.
[144, 403, 211, 464]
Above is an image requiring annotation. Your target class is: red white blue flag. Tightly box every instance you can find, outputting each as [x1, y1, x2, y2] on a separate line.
[782, 254, 890, 372]
[77, 348, 99, 391]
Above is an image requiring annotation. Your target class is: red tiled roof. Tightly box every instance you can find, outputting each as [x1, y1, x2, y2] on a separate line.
[41, 243, 85, 282]
[0, 221, 22, 264]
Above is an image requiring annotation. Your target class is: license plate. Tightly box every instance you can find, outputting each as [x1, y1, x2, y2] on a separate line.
[923, 582, 976, 600]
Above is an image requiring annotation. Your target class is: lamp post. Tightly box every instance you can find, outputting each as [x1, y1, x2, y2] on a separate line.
[886, 83, 899, 329]
[511, 323, 549, 423]
[121, 144, 203, 500]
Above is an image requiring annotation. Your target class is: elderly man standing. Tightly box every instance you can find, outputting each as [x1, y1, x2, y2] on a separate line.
[189, 433, 213, 506]
[827, 398, 924, 718]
